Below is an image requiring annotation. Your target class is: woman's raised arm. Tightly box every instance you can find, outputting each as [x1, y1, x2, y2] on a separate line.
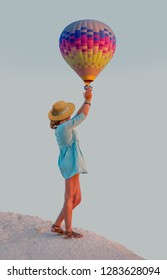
[77, 87, 93, 117]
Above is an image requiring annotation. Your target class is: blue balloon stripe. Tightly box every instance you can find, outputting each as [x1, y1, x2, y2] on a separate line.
[75, 30, 80, 38]
[99, 30, 105, 38]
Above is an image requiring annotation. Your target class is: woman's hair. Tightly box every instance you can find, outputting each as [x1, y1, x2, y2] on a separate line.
[54, 121, 61, 126]
[50, 117, 70, 129]
[53, 121, 61, 129]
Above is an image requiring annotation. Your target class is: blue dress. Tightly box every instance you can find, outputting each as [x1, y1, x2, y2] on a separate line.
[55, 113, 87, 179]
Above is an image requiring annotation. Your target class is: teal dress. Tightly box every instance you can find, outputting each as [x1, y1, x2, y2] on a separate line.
[55, 113, 87, 179]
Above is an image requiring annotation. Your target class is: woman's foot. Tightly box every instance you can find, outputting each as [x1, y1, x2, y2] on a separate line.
[64, 230, 83, 239]
[51, 224, 64, 235]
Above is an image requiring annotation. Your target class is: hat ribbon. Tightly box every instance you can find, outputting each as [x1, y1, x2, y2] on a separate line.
[52, 106, 69, 116]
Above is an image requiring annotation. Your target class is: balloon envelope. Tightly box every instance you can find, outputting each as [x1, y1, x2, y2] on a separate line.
[59, 19, 116, 84]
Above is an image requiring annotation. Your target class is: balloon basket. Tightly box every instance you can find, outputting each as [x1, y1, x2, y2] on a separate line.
[84, 85, 93, 91]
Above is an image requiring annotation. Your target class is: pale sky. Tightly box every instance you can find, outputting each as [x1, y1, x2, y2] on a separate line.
[0, 0, 167, 259]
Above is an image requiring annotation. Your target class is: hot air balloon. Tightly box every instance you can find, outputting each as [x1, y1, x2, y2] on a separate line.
[59, 19, 116, 85]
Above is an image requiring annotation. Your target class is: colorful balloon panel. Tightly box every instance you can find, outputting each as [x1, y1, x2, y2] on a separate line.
[59, 19, 116, 84]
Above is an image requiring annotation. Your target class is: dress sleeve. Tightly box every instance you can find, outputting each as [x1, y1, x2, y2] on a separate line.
[65, 113, 86, 130]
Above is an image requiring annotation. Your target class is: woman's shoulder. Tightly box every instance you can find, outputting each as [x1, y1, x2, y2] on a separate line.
[56, 122, 66, 133]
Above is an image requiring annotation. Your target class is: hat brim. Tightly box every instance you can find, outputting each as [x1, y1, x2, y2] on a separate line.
[48, 102, 75, 121]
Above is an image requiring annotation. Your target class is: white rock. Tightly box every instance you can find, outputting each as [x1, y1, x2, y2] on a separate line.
[0, 212, 144, 260]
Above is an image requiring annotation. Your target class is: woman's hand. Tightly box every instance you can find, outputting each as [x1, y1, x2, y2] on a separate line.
[84, 87, 93, 102]
[77, 86, 93, 116]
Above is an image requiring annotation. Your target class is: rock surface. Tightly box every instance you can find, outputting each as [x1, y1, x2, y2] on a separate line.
[0, 212, 144, 260]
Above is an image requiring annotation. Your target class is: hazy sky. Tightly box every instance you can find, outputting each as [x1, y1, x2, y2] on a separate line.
[0, 0, 167, 259]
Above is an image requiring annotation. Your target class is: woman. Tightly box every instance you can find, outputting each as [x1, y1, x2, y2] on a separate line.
[48, 87, 92, 238]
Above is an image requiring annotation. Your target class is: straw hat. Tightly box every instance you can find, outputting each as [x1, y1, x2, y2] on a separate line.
[48, 101, 75, 121]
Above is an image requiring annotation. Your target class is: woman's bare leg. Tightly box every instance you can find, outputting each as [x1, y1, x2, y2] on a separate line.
[63, 176, 74, 232]
[54, 174, 81, 227]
